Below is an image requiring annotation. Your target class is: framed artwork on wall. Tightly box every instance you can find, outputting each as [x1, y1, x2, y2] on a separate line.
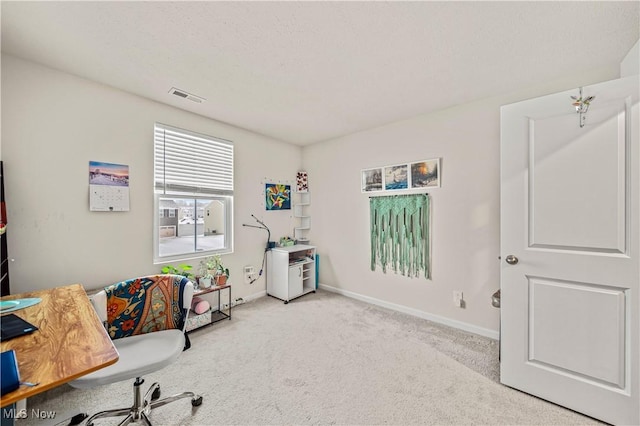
[384, 165, 408, 190]
[410, 158, 440, 188]
[362, 158, 441, 194]
[265, 183, 291, 210]
[296, 171, 308, 192]
[361, 168, 383, 192]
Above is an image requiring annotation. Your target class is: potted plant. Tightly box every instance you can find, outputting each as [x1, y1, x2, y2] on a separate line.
[215, 264, 230, 286]
[199, 273, 213, 289]
[203, 256, 219, 276]
[197, 261, 213, 289]
[160, 264, 195, 282]
[201, 255, 230, 286]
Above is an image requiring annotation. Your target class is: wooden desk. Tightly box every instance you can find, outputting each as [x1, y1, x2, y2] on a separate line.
[0, 284, 119, 407]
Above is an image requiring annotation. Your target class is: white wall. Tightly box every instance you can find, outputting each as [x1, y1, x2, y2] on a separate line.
[304, 64, 621, 336]
[1, 54, 301, 298]
[1, 52, 624, 337]
[621, 39, 640, 77]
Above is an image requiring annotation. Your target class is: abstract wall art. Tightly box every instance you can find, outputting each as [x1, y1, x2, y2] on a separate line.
[265, 183, 291, 210]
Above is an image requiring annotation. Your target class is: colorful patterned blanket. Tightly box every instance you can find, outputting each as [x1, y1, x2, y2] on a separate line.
[104, 274, 188, 340]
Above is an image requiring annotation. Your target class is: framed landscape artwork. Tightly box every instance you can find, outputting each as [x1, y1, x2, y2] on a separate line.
[384, 165, 408, 190]
[361, 168, 383, 192]
[362, 158, 441, 194]
[410, 158, 440, 188]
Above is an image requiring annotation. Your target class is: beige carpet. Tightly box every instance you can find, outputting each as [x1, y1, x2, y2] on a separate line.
[22, 290, 601, 425]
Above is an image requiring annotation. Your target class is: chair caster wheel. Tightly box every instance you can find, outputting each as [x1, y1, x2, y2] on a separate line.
[69, 413, 88, 425]
[192, 396, 203, 407]
[152, 386, 161, 400]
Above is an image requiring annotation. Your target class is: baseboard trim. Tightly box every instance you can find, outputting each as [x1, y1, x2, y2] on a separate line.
[242, 289, 267, 303]
[318, 283, 499, 340]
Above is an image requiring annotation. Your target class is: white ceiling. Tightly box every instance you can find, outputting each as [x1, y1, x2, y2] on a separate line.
[1, 1, 638, 146]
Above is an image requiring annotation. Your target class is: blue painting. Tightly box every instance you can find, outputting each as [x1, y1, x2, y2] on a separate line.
[384, 165, 408, 190]
[265, 183, 291, 210]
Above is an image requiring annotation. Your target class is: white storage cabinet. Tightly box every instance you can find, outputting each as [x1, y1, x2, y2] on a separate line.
[266, 244, 316, 304]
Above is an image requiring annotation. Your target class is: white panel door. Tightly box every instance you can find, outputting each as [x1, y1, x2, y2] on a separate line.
[500, 76, 639, 425]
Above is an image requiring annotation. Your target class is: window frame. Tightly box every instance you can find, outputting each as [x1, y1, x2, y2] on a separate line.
[153, 123, 234, 263]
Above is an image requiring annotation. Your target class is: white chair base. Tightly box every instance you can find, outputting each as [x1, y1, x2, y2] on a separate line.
[83, 377, 202, 426]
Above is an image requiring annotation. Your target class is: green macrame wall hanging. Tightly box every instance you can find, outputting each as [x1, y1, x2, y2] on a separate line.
[370, 193, 430, 279]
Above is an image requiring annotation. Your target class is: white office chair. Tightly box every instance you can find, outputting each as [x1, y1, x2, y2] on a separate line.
[70, 275, 202, 426]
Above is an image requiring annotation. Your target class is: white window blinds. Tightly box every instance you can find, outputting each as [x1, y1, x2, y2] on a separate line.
[154, 123, 234, 196]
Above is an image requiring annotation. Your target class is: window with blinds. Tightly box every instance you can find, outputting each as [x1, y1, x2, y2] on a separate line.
[154, 123, 233, 195]
[154, 123, 233, 262]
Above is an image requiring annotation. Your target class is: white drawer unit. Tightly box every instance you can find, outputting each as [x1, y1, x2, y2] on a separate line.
[266, 244, 316, 304]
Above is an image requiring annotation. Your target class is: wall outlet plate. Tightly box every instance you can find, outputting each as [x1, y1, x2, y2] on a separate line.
[244, 266, 256, 284]
[453, 291, 463, 307]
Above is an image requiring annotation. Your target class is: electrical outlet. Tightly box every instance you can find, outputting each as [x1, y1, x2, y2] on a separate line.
[453, 291, 463, 307]
[244, 266, 256, 284]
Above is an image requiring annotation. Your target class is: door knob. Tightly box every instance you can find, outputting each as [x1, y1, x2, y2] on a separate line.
[505, 255, 519, 265]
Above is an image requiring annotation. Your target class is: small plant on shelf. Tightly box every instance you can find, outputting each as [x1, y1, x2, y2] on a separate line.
[160, 264, 195, 282]
[200, 255, 230, 286]
[197, 262, 214, 289]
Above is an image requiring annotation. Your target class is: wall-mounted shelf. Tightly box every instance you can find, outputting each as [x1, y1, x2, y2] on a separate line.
[293, 191, 310, 243]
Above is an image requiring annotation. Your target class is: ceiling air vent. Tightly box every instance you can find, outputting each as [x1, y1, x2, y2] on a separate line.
[168, 87, 205, 104]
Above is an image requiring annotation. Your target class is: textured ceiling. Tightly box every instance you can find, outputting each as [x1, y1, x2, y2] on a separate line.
[1, 1, 638, 145]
